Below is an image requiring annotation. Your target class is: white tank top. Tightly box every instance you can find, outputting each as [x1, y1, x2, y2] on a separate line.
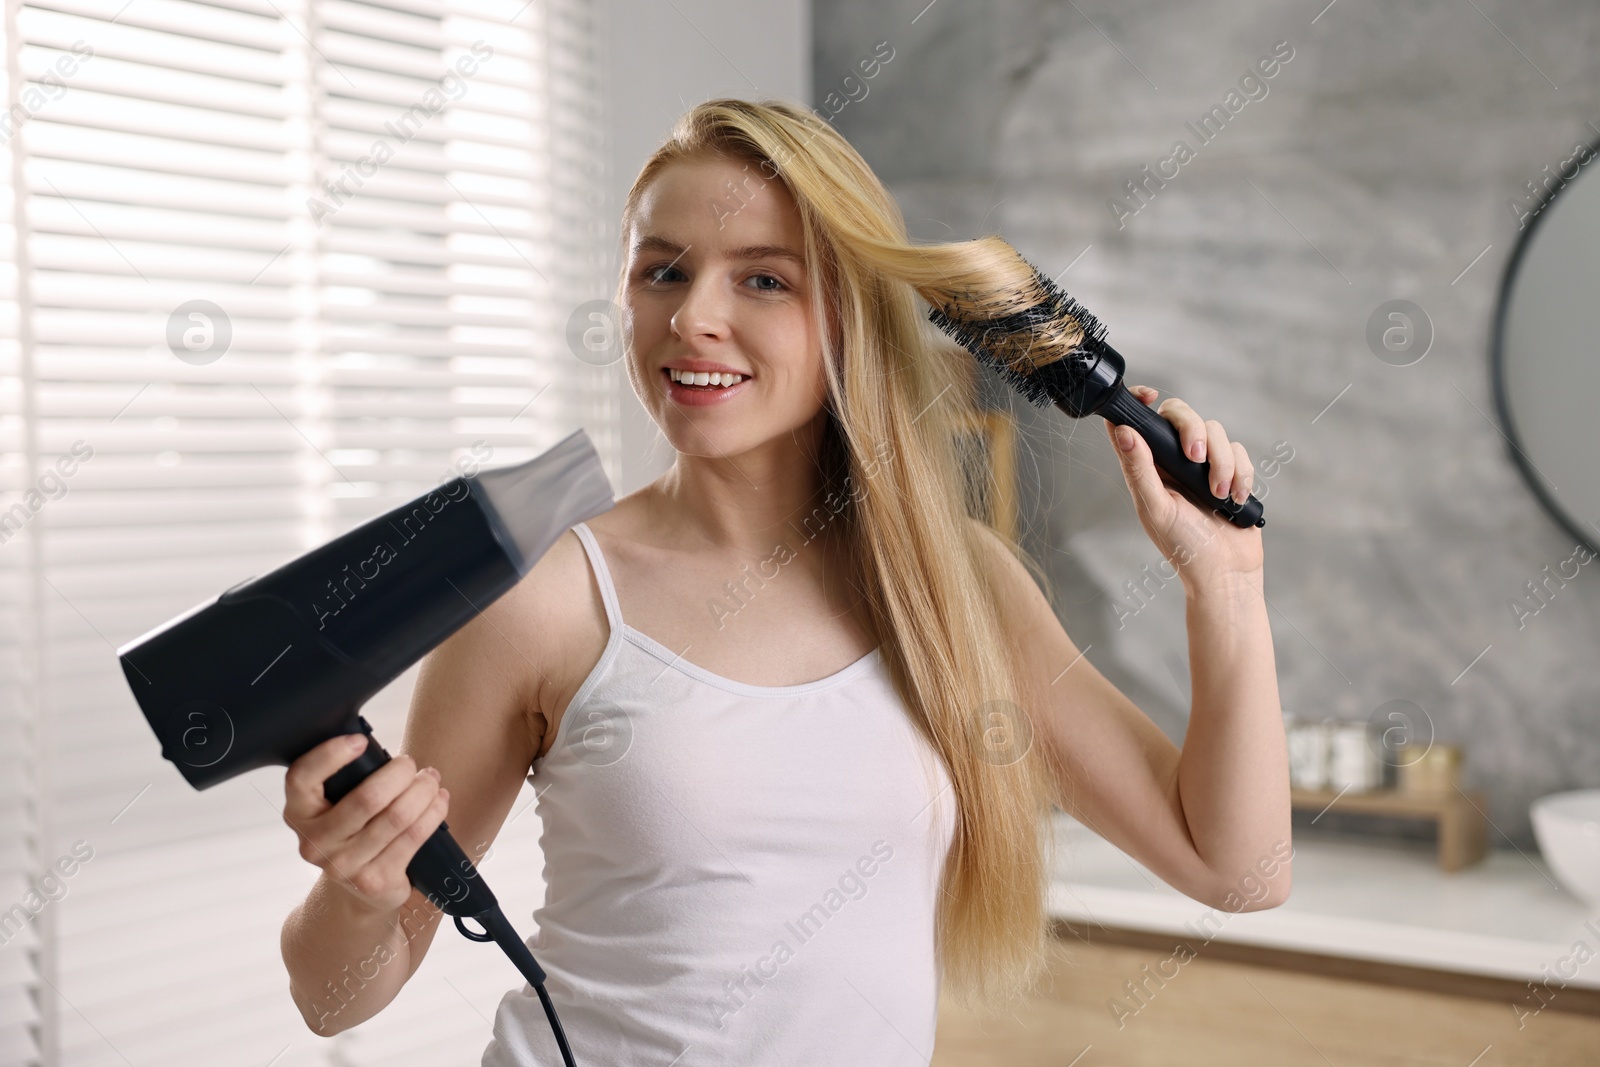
[480, 522, 958, 1066]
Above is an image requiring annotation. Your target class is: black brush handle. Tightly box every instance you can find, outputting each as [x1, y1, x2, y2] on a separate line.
[1095, 385, 1265, 529]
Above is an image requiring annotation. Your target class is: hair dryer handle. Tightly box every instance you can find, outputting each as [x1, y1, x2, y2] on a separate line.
[321, 720, 501, 918]
[1095, 385, 1265, 529]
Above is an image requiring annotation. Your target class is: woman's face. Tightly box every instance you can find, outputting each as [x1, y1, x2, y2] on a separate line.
[623, 155, 828, 462]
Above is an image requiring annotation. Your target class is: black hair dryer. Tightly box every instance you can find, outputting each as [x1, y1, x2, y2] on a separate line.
[116, 429, 614, 1067]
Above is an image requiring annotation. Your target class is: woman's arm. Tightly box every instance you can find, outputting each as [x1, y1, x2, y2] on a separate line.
[282, 878, 441, 1036]
[279, 533, 586, 1034]
[1175, 566, 1290, 907]
[979, 386, 1290, 911]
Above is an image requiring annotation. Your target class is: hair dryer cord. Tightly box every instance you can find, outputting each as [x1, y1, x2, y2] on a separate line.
[457, 906, 577, 1067]
[323, 728, 579, 1066]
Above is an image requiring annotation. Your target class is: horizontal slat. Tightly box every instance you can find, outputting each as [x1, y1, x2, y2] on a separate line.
[320, 0, 442, 48]
[31, 104, 289, 160]
[25, 195, 551, 248]
[327, 111, 533, 153]
[28, 288, 534, 328]
[320, 143, 546, 189]
[355, 0, 450, 20]
[325, 230, 547, 267]
[21, 6, 289, 83]
[63, 68, 286, 128]
[23, 354, 552, 386]
[27, 0, 282, 50]
[13, 426, 521, 453]
[41, 53, 293, 119]
[317, 66, 542, 121]
[25, 230, 557, 279]
[332, 269, 535, 299]
[26, 124, 292, 184]
[0, 1027, 40, 1065]
[28, 158, 294, 218]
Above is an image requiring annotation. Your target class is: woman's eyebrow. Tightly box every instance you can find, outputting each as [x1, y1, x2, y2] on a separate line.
[632, 234, 803, 264]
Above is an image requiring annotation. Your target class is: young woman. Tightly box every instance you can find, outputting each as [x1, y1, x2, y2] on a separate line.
[280, 98, 1289, 1065]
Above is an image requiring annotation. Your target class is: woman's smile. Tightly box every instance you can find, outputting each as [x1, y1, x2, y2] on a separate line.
[661, 362, 753, 406]
[665, 363, 758, 404]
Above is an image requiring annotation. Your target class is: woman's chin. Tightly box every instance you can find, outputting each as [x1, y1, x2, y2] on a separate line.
[648, 399, 826, 462]
[661, 426, 763, 460]
[655, 413, 794, 462]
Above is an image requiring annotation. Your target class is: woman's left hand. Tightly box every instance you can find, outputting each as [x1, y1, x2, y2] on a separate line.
[1104, 385, 1265, 585]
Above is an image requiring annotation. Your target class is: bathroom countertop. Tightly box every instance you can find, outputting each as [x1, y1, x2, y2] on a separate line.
[1046, 812, 1600, 988]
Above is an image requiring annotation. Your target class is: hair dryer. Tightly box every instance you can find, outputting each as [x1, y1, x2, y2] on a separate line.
[116, 428, 614, 1067]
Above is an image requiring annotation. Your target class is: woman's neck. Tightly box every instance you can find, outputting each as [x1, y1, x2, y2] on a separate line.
[644, 421, 835, 555]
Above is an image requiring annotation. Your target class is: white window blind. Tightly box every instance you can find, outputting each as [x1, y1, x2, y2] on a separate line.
[0, 0, 612, 1062]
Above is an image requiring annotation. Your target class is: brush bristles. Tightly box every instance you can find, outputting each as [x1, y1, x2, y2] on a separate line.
[925, 260, 1109, 409]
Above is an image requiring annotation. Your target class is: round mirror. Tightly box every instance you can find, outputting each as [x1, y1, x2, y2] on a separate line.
[1491, 136, 1600, 554]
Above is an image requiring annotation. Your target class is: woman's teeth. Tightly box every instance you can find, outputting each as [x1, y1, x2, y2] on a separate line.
[669, 369, 745, 388]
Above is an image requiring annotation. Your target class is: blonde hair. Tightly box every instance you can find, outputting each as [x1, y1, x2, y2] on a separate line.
[618, 98, 1063, 1013]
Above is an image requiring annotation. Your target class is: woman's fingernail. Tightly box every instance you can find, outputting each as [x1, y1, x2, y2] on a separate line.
[348, 735, 366, 751]
[1118, 427, 1135, 451]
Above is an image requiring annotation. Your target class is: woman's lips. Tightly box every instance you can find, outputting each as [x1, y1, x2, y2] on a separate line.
[661, 368, 751, 407]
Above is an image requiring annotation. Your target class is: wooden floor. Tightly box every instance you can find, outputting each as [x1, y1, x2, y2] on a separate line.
[932, 931, 1599, 1066]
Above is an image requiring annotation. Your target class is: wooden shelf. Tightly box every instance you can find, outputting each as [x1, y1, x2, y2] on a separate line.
[1290, 787, 1489, 872]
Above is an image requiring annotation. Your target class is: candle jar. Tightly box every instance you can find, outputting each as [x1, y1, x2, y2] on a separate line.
[1398, 743, 1462, 794]
[1286, 716, 1331, 791]
[1328, 720, 1383, 792]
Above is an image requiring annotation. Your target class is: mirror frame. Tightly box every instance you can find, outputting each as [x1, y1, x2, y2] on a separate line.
[1489, 132, 1600, 556]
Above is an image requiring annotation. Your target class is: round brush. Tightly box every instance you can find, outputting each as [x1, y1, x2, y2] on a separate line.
[925, 257, 1265, 529]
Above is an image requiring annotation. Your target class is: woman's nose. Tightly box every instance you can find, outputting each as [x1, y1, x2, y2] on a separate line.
[670, 276, 730, 340]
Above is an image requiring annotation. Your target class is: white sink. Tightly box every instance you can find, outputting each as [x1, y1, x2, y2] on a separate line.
[1531, 789, 1600, 908]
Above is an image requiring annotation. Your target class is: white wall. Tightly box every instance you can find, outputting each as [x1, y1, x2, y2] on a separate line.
[593, 0, 812, 493]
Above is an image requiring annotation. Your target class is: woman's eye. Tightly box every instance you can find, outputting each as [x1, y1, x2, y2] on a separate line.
[639, 266, 786, 290]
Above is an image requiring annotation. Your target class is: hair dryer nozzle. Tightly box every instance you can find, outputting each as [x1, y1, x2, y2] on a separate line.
[117, 429, 616, 790]
[471, 428, 615, 575]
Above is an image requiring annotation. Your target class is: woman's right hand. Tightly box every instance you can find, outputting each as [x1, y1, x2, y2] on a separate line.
[283, 734, 451, 915]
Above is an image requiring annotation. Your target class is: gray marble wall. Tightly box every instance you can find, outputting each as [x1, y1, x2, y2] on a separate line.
[814, 0, 1600, 846]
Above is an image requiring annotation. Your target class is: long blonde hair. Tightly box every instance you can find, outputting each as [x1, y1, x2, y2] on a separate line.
[618, 98, 1064, 1013]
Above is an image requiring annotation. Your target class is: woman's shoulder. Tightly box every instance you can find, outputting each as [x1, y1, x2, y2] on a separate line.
[500, 489, 651, 625]
[963, 517, 1055, 632]
[507, 524, 600, 618]
[488, 493, 659, 719]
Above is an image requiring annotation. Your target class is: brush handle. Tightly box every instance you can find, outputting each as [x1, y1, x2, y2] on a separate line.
[1095, 385, 1265, 529]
